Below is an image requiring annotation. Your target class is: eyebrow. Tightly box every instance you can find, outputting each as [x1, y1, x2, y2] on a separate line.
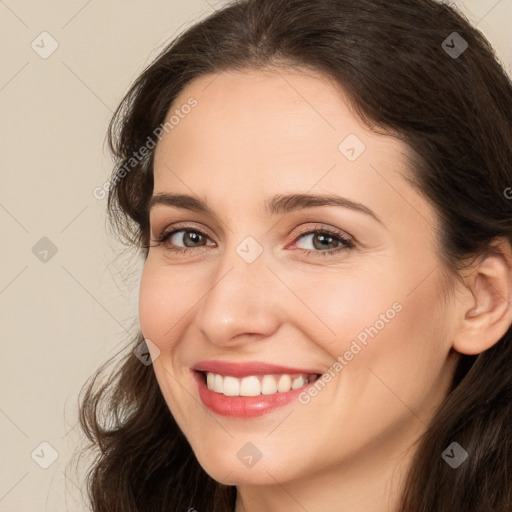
[147, 192, 383, 225]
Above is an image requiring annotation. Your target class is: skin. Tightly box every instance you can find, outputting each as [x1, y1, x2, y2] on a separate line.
[138, 67, 512, 512]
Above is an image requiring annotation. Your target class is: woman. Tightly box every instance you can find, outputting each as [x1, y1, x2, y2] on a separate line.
[77, 0, 512, 510]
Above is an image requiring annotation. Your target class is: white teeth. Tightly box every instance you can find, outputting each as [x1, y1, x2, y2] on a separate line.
[261, 375, 277, 395]
[240, 376, 261, 396]
[277, 374, 292, 392]
[204, 372, 316, 397]
[223, 376, 240, 396]
[292, 375, 306, 389]
[213, 374, 223, 393]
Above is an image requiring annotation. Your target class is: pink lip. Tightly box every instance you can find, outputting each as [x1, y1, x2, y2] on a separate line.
[191, 360, 320, 378]
[192, 370, 316, 418]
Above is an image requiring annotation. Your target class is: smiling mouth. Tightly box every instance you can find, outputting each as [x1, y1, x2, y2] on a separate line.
[198, 371, 321, 397]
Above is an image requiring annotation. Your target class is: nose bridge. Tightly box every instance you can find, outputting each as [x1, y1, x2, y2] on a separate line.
[195, 239, 281, 345]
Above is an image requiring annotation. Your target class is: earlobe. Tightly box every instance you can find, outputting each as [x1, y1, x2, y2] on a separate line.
[452, 237, 512, 356]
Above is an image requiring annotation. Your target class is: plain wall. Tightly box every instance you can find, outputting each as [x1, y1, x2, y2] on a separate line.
[1, 1, 510, 510]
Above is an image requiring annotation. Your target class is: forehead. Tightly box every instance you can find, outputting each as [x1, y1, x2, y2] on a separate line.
[155, 67, 405, 159]
[152, 67, 419, 220]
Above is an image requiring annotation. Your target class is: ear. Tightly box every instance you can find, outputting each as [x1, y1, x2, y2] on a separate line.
[452, 237, 512, 356]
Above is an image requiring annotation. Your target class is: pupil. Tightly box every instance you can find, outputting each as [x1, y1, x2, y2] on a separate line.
[314, 233, 336, 250]
[185, 231, 202, 246]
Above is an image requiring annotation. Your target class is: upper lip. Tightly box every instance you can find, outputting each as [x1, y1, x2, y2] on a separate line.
[191, 360, 321, 378]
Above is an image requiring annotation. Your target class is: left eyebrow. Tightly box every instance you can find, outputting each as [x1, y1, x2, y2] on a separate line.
[265, 193, 384, 226]
[147, 192, 384, 226]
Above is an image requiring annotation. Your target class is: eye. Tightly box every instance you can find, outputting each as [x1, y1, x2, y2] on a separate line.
[149, 223, 354, 257]
[150, 225, 215, 254]
[167, 229, 210, 248]
[292, 226, 354, 256]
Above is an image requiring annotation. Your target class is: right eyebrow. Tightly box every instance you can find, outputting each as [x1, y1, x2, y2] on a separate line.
[147, 193, 212, 214]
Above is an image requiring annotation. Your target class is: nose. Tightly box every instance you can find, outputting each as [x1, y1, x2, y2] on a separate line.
[194, 246, 282, 348]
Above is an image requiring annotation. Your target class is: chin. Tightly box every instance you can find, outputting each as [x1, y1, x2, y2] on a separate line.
[193, 446, 294, 486]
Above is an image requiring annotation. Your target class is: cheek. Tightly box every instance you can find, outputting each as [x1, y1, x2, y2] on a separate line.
[288, 260, 449, 384]
[329, 267, 452, 421]
[138, 260, 199, 346]
[284, 268, 401, 361]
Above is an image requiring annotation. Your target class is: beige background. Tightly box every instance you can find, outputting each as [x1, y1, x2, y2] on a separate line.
[0, 1, 510, 510]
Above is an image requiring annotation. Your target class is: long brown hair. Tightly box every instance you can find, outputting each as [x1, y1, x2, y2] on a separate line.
[77, 1, 512, 510]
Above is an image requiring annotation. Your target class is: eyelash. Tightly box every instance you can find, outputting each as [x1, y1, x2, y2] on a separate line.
[149, 223, 354, 257]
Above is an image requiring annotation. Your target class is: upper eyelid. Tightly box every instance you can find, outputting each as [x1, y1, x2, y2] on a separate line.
[154, 223, 215, 243]
[149, 211, 229, 237]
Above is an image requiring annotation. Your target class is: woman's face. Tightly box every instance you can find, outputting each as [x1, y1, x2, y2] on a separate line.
[139, 67, 461, 486]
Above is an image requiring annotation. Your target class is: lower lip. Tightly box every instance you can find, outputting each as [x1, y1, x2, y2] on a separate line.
[193, 371, 313, 418]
